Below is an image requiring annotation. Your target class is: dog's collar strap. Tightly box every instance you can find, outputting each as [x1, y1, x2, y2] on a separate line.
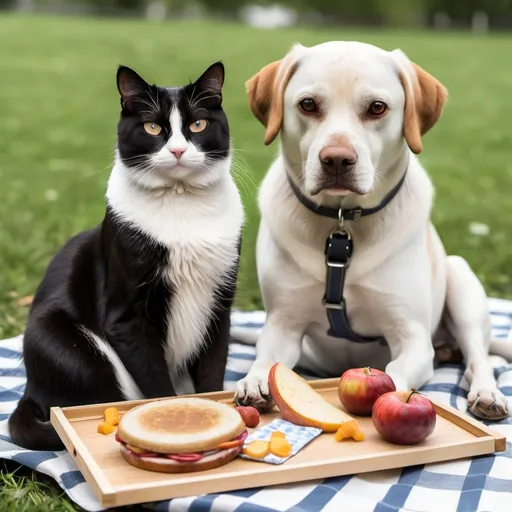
[286, 171, 407, 222]
[286, 171, 408, 345]
[324, 230, 387, 344]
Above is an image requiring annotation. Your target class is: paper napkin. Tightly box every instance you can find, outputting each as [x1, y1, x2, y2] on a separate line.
[240, 418, 322, 465]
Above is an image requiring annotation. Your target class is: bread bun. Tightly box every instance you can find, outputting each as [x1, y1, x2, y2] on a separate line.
[117, 397, 246, 454]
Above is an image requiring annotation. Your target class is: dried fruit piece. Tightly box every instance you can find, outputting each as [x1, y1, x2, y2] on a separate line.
[104, 407, 120, 426]
[97, 422, 116, 435]
[269, 436, 292, 457]
[235, 406, 260, 428]
[334, 420, 365, 442]
[243, 440, 269, 458]
[270, 431, 286, 439]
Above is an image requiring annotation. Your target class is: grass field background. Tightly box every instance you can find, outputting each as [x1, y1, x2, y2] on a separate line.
[1, 12, 512, 510]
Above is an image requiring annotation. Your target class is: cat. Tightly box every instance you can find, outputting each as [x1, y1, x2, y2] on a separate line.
[9, 61, 244, 451]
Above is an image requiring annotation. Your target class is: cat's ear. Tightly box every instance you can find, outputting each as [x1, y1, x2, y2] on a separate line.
[193, 62, 225, 102]
[117, 65, 150, 108]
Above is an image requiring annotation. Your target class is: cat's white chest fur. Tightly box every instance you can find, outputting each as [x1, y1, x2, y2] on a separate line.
[107, 160, 244, 392]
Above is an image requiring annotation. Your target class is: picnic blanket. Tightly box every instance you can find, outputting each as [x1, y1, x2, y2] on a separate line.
[1, 299, 512, 512]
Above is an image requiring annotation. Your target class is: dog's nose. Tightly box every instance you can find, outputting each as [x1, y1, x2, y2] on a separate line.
[319, 146, 357, 175]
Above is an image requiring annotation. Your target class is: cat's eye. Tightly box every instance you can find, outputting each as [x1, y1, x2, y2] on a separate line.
[143, 122, 162, 136]
[189, 120, 208, 133]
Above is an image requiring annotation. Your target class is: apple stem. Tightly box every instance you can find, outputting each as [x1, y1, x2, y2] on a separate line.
[406, 389, 418, 404]
[363, 367, 372, 376]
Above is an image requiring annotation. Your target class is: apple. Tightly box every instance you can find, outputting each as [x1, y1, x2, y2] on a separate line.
[338, 367, 396, 416]
[268, 363, 359, 432]
[372, 390, 436, 445]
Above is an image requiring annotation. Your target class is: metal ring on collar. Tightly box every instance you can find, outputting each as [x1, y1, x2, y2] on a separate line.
[337, 207, 344, 229]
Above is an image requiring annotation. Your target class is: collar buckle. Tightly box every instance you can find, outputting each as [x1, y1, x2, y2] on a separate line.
[322, 298, 345, 310]
[325, 259, 347, 269]
[325, 227, 353, 268]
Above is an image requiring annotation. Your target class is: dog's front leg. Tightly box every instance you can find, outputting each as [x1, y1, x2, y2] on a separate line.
[235, 312, 305, 409]
[382, 319, 435, 392]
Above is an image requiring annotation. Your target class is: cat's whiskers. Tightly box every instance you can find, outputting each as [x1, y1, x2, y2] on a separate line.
[189, 87, 210, 105]
[228, 159, 256, 200]
[198, 152, 254, 200]
[189, 90, 219, 110]
[121, 155, 151, 164]
[128, 169, 152, 192]
[84, 162, 116, 178]
[139, 109, 158, 116]
[125, 160, 165, 191]
[185, 83, 197, 109]
[134, 98, 159, 116]
[207, 146, 250, 156]
[145, 86, 160, 114]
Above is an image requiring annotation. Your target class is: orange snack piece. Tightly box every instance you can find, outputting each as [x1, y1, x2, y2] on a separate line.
[269, 436, 292, 457]
[270, 431, 286, 439]
[104, 407, 120, 426]
[217, 439, 244, 449]
[97, 422, 116, 435]
[243, 440, 270, 459]
[334, 420, 365, 442]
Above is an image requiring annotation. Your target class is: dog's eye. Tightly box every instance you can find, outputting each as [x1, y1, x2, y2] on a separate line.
[299, 98, 317, 113]
[368, 101, 388, 116]
[143, 122, 162, 136]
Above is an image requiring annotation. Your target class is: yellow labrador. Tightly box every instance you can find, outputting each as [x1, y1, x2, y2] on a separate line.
[234, 41, 509, 420]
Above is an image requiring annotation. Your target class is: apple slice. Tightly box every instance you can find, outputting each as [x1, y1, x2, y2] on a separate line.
[268, 363, 361, 433]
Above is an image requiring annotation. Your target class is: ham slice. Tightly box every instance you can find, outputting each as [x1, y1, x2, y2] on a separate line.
[116, 429, 247, 462]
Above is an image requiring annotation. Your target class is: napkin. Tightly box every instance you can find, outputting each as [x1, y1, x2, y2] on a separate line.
[240, 418, 322, 465]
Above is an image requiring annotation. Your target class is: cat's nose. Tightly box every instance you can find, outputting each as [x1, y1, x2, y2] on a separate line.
[170, 148, 186, 159]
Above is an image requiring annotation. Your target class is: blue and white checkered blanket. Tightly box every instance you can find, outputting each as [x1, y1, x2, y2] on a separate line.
[1, 300, 512, 512]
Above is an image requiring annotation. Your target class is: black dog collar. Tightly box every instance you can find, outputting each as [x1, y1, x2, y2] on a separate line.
[286, 171, 407, 223]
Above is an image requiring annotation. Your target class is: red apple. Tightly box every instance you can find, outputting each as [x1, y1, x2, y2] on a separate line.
[372, 390, 436, 445]
[338, 367, 396, 416]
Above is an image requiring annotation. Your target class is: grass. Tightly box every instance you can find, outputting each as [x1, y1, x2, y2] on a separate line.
[0, 461, 77, 512]
[0, 12, 512, 511]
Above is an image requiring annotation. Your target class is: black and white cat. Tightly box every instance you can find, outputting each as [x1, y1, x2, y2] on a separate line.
[9, 62, 244, 450]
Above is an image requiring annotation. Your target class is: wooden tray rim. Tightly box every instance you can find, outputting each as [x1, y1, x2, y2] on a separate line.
[50, 378, 507, 507]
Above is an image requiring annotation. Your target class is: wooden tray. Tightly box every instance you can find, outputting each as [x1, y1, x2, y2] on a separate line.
[50, 379, 506, 508]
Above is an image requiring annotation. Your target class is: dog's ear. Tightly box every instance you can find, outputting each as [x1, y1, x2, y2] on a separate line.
[246, 55, 299, 146]
[394, 50, 448, 154]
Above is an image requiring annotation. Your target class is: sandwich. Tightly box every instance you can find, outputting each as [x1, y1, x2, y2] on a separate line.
[116, 397, 247, 473]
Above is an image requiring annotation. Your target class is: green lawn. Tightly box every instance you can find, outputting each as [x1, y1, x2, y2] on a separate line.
[1, 12, 512, 511]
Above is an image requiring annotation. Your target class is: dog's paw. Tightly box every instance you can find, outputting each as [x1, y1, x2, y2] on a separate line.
[235, 371, 273, 411]
[468, 388, 510, 420]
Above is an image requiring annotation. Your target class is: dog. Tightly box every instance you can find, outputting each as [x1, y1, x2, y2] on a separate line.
[233, 41, 510, 420]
